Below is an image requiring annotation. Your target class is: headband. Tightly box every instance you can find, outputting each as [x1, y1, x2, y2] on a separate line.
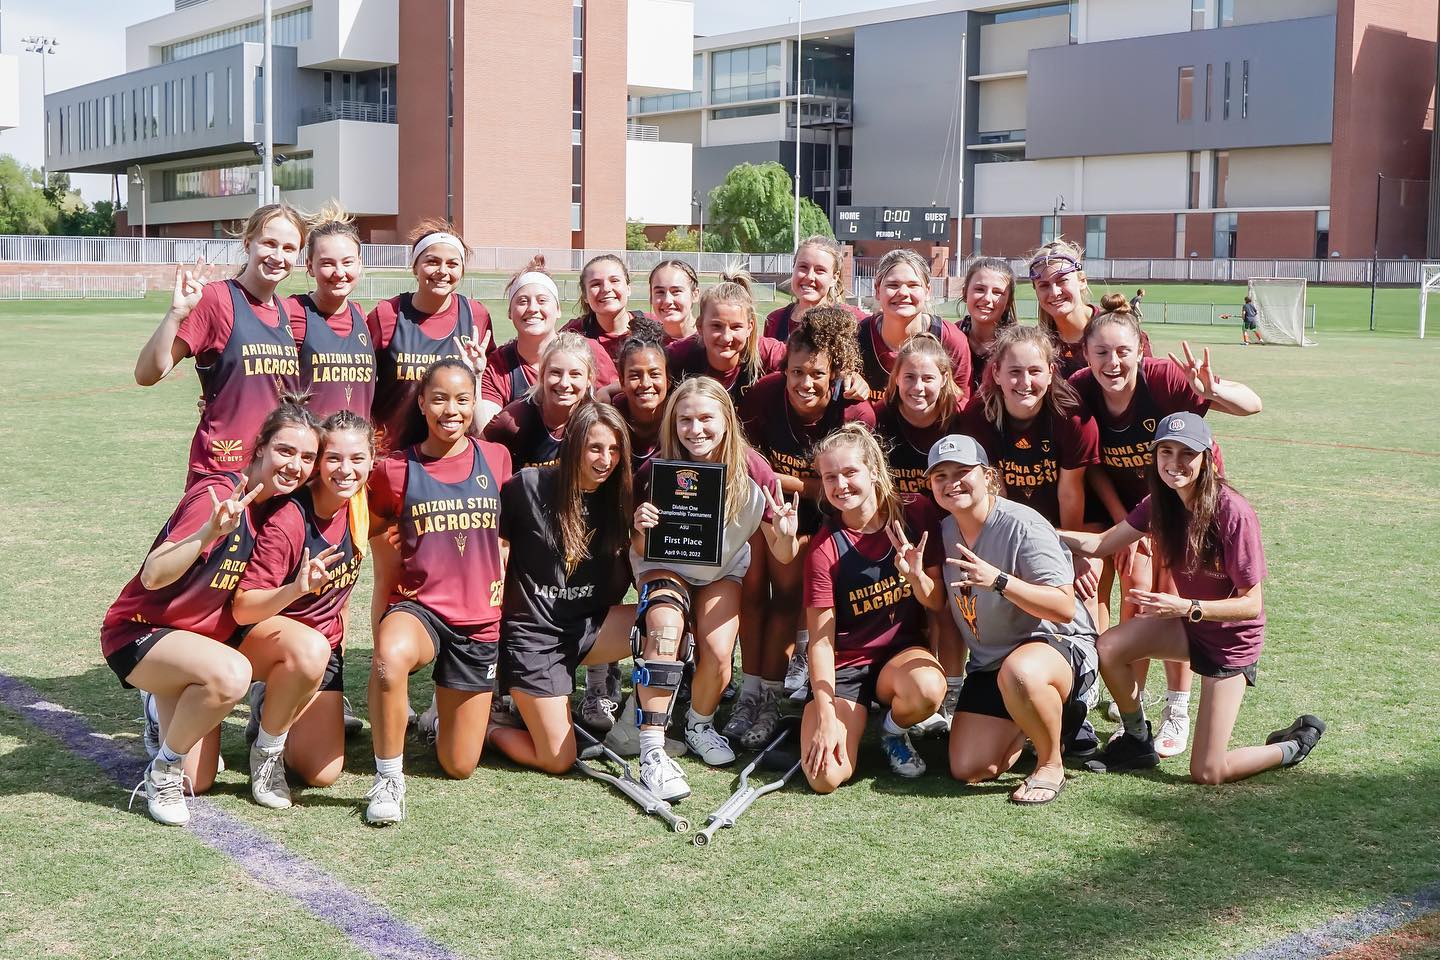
[506, 271, 560, 303]
[1027, 254, 1083, 282]
[410, 232, 465, 266]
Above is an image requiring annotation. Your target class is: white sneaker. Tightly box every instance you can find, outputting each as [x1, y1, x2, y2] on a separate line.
[364, 771, 406, 825]
[684, 720, 735, 766]
[342, 697, 364, 736]
[139, 691, 160, 759]
[739, 688, 781, 750]
[579, 689, 620, 732]
[416, 696, 439, 746]
[639, 748, 690, 802]
[1154, 702, 1191, 758]
[784, 645, 810, 696]
[604, 694, 687, 758]
[249, 745, 292, 810]
[244, 681, 266, 746]
[911, 709, 951, 739]
[129, 757, 191, 826]
[881, 729, 926, 778]
[721, 692, 759, 743]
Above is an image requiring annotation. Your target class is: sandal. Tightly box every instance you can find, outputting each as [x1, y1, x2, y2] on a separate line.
[1009, 774, 1066, 806]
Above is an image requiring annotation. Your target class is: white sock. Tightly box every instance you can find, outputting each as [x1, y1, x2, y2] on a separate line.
[375, 754, 403, 777]
[740, 672, 762, 697]
[585, 664, 609, 694]
[881, 710, 907, 737]
[156, 740, 185, 766]
[255, 725, 287, 755]
[686, 707, 714, 729]
[1166, 689, 1192, 713]
[639, 728, 666, 756]
[946, 676, 964, 694]
[793, 631, 809, 654]
[761, 679, 784, 700]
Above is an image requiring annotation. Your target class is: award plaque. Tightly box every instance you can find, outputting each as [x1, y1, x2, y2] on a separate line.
[643, 459, 727, 566]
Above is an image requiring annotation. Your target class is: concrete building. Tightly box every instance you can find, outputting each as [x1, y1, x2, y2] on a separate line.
[0, 53, 18, 133]
[43, 0, 693, 249]
[631, 0, 1436, 261]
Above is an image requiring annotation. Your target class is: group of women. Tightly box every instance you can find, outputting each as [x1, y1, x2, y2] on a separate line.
[104, 203, 1323, 828]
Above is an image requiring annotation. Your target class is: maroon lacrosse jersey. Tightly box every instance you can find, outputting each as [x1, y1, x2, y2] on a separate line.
[1127, 486, 1267, 668]
[482, 396, 566, 470]
[368, 293, 494, 446]
[287, 294, 375, 420]
[803, 496, 940, 668]
[176, 279, 300, 479]
[665, 334, 786, 406]
[562, 310, 649, 364]
[480, 337, 618, 409]
[1069, 357, 1211, 512]
[101, 473, 258, 655]
[238, 488, 363, 648]
[369, 437, 511, 630]
[857, 314, 973, 405]
[959, 401, 1100, 528]
[1053, 321, 1154, 380]
[606, 389, 662, 475]
[764, 301, 866, 343]
[870, 400, 966, 497]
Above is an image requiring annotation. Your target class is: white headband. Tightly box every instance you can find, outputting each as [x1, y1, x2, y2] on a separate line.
[410, 232, 465, 266]
[507, 271, 560, 303]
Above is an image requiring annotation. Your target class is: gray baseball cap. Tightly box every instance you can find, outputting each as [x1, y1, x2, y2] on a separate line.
[1152, 411, 1213, 452]
[926, 434, 989, 472]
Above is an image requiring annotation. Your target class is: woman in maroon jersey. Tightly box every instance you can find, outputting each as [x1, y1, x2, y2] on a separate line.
[648, 259, 698, 344]
[1071, 296, 1261, 759]
[764, 235, 865, 342]
[1028, 239, 1152, 379]
[872, 335, 967, 497]
[801, 423, 947, 791]
[483, 333, 597, 471]
[956, 257, 1019, 396]
[489, 402, 638, 774]
[479, 256, 616, 428]
[232, 411, 374, 808]
[858, 249, 973, 404]
[666, 272, 786, 407]
[602, 317, 669, 476]
[364, 358, 512, 825]
[563, 254, 648, 362]
[367, 219, 494, 447]
[1063, 413, 1324, 783]
[730, 307, 872, 749]
[289, 202, 376, 420]
[102, 401, 322, 826]
[135, 203, 308, 481]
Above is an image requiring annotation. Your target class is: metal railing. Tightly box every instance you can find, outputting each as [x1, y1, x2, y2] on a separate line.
[299, 101, 397, 125]
[625, 123, 659, 142]
[974, 256, 1427, 286]
[0, 275, 147, 300]
[1006, 298, 1317, 330]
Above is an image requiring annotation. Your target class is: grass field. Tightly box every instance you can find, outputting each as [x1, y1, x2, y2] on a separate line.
[1, 287, 1438, 960]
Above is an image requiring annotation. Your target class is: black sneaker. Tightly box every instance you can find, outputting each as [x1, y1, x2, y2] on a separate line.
[1064, 717, 1100, 759]
[1084, 722, 1159, 773]
[1266, 714, 1326, 766]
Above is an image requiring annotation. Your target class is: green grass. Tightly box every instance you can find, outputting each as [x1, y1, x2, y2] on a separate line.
[1, 293, 1438, 959]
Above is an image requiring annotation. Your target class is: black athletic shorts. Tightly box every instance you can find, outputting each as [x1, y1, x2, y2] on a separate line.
[955, 634, 1098, 730]
[320, 645, 345, 694]
[384, 601, 499, 693]
[1243, 317, 1259, 330]
[1189, 640, 1257, 686]
[500, 620, 603, 699]
[822, 643, 929, 707]
[103, 626, 177, 689]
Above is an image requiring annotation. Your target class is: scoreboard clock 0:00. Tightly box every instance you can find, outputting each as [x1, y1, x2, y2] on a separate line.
[833, 206, 950, 242]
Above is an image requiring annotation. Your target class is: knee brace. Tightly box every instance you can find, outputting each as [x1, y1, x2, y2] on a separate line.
[630, 577, 693, 727]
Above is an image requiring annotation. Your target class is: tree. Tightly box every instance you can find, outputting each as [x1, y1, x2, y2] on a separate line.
[57, 199, 116, 237]
[657, 226, 700, 252]
[0, 155, 59, 235]
[626, 219, 656, 251]
[706, 161, 833, 253]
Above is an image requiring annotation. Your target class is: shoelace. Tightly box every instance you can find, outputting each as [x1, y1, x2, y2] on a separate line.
[128, 765, 193, 812]
[253, 751, 286, 794]
[690, 723, 730, 750]
[366, 774, 405, 817]
[885, 733, 918, 764]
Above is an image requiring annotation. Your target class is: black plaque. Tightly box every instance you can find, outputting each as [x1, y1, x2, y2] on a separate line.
[643, 459, 727, 567]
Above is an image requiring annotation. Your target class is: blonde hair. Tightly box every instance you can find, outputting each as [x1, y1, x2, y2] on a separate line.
[698, 270, 764, 383]
[242, 203, 309, 250]
[305, 199, 360, 260]
[794, 234, 847, 307]
[978, 324, 1082, 429]
[528, 331, 596, 402]
[1025, 237, 1090, 340]
[812, 422, 905, 531]
[882, 333, 962, 419]
[658, 377, 754, 522]
[873, 249, 933, 314]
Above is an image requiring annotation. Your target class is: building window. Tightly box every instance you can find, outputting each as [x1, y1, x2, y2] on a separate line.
[710, 42, 782, 105]
[206, 72, 215, 128]
[972, 218, 982, 256]
[572, 202, 583, 231]
[1218, 0, 1234, 27]
[1315, 210, 1330, 259]
[104, 97, 114, 147]
[632, 54, 703, 114]
[1214, 212, 1238, 258]
[1175, 214, 1188, 258]
[572, 0, 584, 231]
[712, 103, 780, 120]
[1204, 64, 1213, 121]
[160, 152, 313, 201]
[1177, 66, 1194, 123]
[1212, 150, 1230, 207]
[1188, 152, 1202, 208]
[1191, 0, 1207, 29]
[1241, 60, 1249, 118]
[1085, 216, 1107, 260]
[225, 70, 232, 125]
[1041, 216, 1060, 244]
[160, 6, 313, 63]
[1223, 62, 1231, 119]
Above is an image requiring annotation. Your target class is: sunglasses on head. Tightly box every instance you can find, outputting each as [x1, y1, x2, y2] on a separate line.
[1027, 255, 1082, 283]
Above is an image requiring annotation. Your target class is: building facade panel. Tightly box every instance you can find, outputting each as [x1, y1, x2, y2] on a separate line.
[1222, 145, 1332, 207]
[1082, 0, 1190, 44]
[973, 158, 1078, 216]
[299, 0, 399, 70]
[1080, 152, 1190, 211]
[626, 140, 693, 225]
[396, 0, 451, 234]
[976, 14, 1067, 75]
[579, 0, 629, 249]
[1235, 210, 1319, 258]
[627, 0, 695, 95]
[1099, 213, 1178, 258]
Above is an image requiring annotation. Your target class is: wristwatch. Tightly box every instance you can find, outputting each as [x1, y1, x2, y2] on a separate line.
[1188, 599, 1203, 622]
[993, 572, 1010, 597]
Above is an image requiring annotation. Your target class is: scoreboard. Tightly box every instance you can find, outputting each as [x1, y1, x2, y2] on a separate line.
[833, 206, 951, 242]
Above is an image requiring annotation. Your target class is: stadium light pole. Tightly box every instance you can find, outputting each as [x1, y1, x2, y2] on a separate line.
[692, 191, 705, 254]
[22, 34, 59, 185]
[792, 0, 803, 254]
[129, 165, 147, 240]
[1369, 171, 1383, 332]
[259, 0, 273, 204]
[445, 0, 454, 224]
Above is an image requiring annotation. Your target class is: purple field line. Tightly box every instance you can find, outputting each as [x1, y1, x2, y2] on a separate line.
[0, 672, 466, 960]
[1232, 883, 1440, 960]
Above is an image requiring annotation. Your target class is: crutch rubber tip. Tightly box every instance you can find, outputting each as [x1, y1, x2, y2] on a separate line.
[673, 818, 691, 834]
[692, 831, 710, 846]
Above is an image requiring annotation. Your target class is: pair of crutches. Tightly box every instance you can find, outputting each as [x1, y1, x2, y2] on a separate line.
[572, 721, 801, 845]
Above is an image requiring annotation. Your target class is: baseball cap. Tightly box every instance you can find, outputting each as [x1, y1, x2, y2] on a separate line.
[1152, 412, 1212, 452]
[926, 434, 989, 472]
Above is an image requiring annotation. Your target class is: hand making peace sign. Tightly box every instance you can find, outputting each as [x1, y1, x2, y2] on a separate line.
[1168, 340, 1222, 399]
[292, 545, 344, 595]
[761, 480, 801, 539]
[203, 477, 262, 542]
[885, 520, 930, 585]
[945, 541, 1002, 592]
[171, 256, 216, 321]
[455, 330, 492, 378]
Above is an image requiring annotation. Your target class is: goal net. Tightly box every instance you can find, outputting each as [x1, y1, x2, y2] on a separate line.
[1247, 277, 1312, 346]
[1418, 263, 1440, 340]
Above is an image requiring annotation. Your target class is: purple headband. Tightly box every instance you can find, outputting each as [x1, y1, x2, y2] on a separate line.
[1028, 254, 1083, 283]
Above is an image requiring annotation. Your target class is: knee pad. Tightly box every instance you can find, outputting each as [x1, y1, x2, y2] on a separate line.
[630, 577, 693, 727]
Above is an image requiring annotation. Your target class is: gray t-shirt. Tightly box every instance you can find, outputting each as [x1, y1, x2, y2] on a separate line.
[939, 498, 1098, 672]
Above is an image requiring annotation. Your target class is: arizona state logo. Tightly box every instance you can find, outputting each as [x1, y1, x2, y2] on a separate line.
[358, 332, 369, 347]
[476, 474, 489, 490]
[954, 591, 980, 641]
[1015, 437, 1031, 450]
[344, 385, 354, 404]
[282, 324, 293, 338]
[211, 438, 244, 460]
[455, 532, 468, 556]
[1041, 439, 1052, 452]
[1143, 418, 1157, 433]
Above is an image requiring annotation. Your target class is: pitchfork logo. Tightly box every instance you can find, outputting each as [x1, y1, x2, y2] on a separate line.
[345, 385, 354, 404]
[455, 532, 468, 556]
[954, 591, 980, 641]
[1143, 418, 1157, 433]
